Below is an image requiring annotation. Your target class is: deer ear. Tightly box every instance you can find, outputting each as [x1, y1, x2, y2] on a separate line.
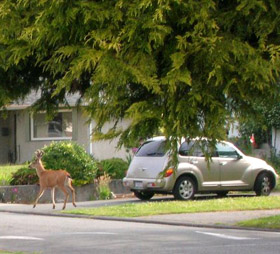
[35, 150, 43, 158]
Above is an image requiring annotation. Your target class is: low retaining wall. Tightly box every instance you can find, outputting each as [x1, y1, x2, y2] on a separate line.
[0, 180, 131, 204]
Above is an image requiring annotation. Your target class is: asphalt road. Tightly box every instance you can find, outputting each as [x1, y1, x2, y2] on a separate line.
[1, 212, 280, 254]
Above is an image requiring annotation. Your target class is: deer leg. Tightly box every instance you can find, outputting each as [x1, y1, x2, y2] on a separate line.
[67, 179, 76, 207]
[59, 186, 69, 210]
[51, 187, 56, 209]
[33, 187, 45, 208]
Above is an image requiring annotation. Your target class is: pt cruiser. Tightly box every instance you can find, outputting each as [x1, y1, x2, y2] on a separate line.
[123, 137, 278, 200]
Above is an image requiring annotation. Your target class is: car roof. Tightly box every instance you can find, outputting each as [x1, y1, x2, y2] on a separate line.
[146, 136, 166, 142]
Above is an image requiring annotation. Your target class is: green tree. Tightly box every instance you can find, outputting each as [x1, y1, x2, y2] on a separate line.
[0, 0, 280, 154]
[239, 97, 280, 147]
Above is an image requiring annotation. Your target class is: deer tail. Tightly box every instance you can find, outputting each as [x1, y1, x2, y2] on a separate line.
[65, 172, 73, 186]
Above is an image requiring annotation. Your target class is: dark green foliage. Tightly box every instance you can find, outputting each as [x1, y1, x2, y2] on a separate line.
[97, 158, 129, 179]
[10, 167, 38, 185]
[42, 141, 98, 186]
[238, 98, 280, 147]
[1, 0, 280, 160]
[10, 142, 98, 186]
[268, 151, 280, 175]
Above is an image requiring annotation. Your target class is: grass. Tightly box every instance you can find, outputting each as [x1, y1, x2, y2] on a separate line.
[63, 196, 280, 218]
[0, 165, 23, 186]
[0, 251, 26, 254]
[237, 214, 280, 229]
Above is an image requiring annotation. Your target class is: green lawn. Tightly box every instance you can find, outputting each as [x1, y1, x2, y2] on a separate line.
[63, 196, 280, 218]
[62, 195, 280, 229]
[237, 214, 280, 229]
[0, 165, 23, 186]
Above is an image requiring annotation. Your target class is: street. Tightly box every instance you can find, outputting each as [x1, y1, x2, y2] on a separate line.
[0, 212, 280, 254]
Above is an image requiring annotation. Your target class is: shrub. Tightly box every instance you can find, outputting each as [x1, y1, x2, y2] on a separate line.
[97, 158, 128, 179]
[10, 141, 98, 186]
[10, 167, 38, 185]
[97, 173, 112, 200]
[41, 141, 98, 186]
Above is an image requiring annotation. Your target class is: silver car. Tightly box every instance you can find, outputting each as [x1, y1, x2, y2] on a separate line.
[123, 136, 278, 200]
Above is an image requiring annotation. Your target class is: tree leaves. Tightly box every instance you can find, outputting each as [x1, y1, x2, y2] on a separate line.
[0, 0, 280, 155]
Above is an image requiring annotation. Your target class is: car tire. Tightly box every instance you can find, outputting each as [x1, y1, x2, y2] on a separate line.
[133, 191, 154, 200]
[173, 176, 196, 200]
[255, 172, 272, 196]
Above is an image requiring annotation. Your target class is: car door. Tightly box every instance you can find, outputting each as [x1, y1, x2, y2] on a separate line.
[179, 141, 221, 190]
[216, 142, 251, 188]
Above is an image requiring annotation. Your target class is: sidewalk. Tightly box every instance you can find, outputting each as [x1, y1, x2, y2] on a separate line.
[1, 197, 280, 231]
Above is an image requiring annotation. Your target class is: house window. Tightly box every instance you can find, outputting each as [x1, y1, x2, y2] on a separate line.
[31, 110, 73, 140]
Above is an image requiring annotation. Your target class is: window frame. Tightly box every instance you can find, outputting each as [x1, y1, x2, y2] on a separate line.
[30, 109, 73, 141]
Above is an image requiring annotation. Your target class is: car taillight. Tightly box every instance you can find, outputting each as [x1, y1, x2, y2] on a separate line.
[164, 168, 174, 177]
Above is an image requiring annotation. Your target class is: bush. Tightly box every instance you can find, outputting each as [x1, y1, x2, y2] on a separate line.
[97, 173, 112, 200]
[10, 167, 38, 185]
[41, 141, 98, 186]
[97, 158, 128, 179]
[10, 141, 98, 186]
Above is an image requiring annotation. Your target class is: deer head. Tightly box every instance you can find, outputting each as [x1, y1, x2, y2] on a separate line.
[29, 150, 44, 169]
[35, 150, 44, 159]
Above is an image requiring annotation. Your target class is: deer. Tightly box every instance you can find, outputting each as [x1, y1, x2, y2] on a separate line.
[29, 150, 77, 210]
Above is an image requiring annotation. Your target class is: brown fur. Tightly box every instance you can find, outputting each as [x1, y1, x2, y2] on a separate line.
[29, 150, 77, 210]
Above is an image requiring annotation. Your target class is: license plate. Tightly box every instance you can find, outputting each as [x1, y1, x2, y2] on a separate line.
[134, 181, 143, 189]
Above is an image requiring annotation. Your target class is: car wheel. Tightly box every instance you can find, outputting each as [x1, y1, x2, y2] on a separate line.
[173, 176, 196, 200]
[255, 172, 272, 196]
[133, 191, 154, 200]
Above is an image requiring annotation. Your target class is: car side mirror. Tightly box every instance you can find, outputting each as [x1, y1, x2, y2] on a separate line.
[236, 154, 243, 160]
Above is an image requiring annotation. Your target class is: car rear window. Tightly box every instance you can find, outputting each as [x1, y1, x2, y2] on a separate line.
[136, 140, 166, 157]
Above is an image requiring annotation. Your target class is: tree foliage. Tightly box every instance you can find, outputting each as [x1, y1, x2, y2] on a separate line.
[239, 97, 280, 146]
[0, 0, 280, 153]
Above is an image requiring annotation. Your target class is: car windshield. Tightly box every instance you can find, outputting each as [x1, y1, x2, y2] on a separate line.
[136, 140, 167, 157]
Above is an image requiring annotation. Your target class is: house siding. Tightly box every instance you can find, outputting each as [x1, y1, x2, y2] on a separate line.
[0, 108, 128, 164]
[15, 108, 90, 164]
[90, 119, 131, 161]
[272, 127, 280, 154]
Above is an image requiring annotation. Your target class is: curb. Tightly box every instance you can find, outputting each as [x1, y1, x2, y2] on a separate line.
[1, 208, 280, 233]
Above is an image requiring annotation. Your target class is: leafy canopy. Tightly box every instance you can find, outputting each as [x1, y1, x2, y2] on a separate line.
[0, 0, 280, 152]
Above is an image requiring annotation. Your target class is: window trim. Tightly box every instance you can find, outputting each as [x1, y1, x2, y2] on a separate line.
[30, 109, 73, 141]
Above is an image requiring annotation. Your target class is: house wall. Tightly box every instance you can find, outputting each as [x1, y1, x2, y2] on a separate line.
[228, 121, 240, 138]
[16, 109, 49, 163]
[272, 127, 280, 154]
[0, 108, 128, 164]
[90, 119, 131, 160]
[15, 108, 91, 164]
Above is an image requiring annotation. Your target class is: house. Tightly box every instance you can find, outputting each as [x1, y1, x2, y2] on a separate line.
[272, 128, 280, 155]
[0, 90, 129, 164]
